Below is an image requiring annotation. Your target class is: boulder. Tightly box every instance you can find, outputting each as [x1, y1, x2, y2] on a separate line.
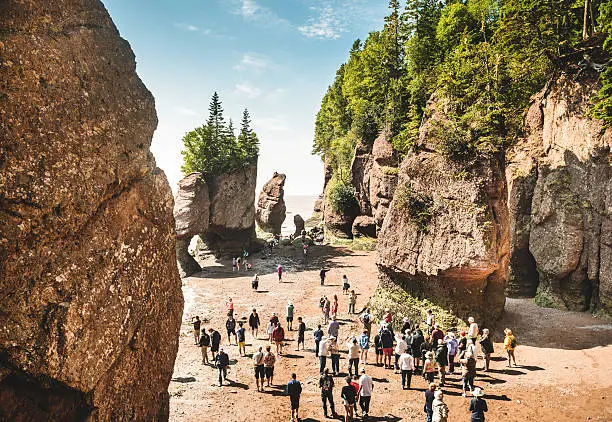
[0, 1, 182, 420]
[377, 97, 509, 324]
[174, 173, 209, 277]
[352, 215, 377, 238]
[255, 172, 287, 234]
[294, 214, 305, 237]
[324, 197, 359, 239]
[506, 73, 612, 313]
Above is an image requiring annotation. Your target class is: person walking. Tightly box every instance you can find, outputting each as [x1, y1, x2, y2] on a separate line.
[479, 328, 494, 371]
[232, 257, 237, 272]
[272, 323, 285, 356]
[319, 368, 337, 419]
[286, 373, 303, 422]
[327, 315, 340, 339]
[296, 317, 306, 351]
[263, 345, 276, 387]
[251, 273, 259, 291]
[504, 328, 517, 367]
[192, 316, 201, 345]
[358, 330, 370, 364]
[360, 309, 373, 337]
[424, 382, 436, 422]
[209, 328, 221, 361]
[460, 352, 477, 396]
[314, 324, 324, 357]
[214, 348, 230, 387]
[380, 324, 394, 369]
[445, 332, 458, 374]
[226, 297, 235, 317]
[226, 315, 237, 345]
[320, 267, 330, 285]
[435, 339, 448, 386]
[277, 264, 283, 282]
[469, 388, 488, 421]
[286, 301, 295, 331]
[347, 338, 360, 377]
[198, 329, 210, 364]
[319, 336, 331, 374]
[237, 322, 246, 356]
[432, 389, 449, 422]
[323, 297, 331, 325]
[330, 337, 341, 375]
[358, 367, 373, 418]
[348, 290, 357, 314]
[249, 309, 261, 339]
[341, 376, 357, 422]
[399, 346, 415, 390]
[252, 346, 265, 392]
[467, 317, 479, 345]
[331, 295, 339, 319]
[394, 333, 408, 374]
[423, 351, 437, 384]
[411, 324, 425, 371]
[350, 375, 360, 414]
[342, 275, 350, 294]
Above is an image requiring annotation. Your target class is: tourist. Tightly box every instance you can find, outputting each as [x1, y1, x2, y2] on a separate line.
[394, 333, 408, 374]
[296, 317, 306, 351]
[232, 257, 237, 272]
[380, 324, 394, 369]
[198, 328, 210, 364]
[226, 297, 234, 317]
[479, 328, 494, 371]
[383, 307, 393, 325]
[431, 323, 444, 345]
[374, 331, 383, 366]
[286, 300, 295, 331]
[460, 352, 477, 396]
[420, 335, 432, 365]
[468, 317, 479, 345]
[277, 264, 283, 282]
[251, 273, 259, 291]
[236, 256, 241, 271]
[263, 345, 276, 387]
[319, 336, 331, 374]
[426, 309, 436, 335]
[341, 376, 357, 422]
[347, 338, 360, 376]
[249, 308, 261, 339]
[272, 322, 285, 356]
[242, 248, 249, 269]
[330, 337, 341, 375]
[348, 290, 357, 314]
[469, 388, 488, 421]
[253, 346, 265, 392]
[399, 346, 415, 390]
[323, 297, 331, 324]
[320, 267, 330, 285]
[319, 296, 325, 314]
[457, 331, 468, 359]
[504, 328, 517, 367]
[423, 351, 437, 384]
[401, 317, 412, 335]
[319, 368, 337, 418]
[286, 373, 303, 422]
[350, 375, 360, 413]
[432, 389, 449, 422]
[192, 316, 201, 345]
[328, 315, 340, 339]
[358, 367, 374, 418]
[314, 324, 324, 357]
[445, 332, 458, 374]
[237, 322, 246, 356]
[435, 339, 448, 386]
[412, 324, 425, 370]
[424, 382, 436, 422]
[226, 315, 237, 345]
[331, 295, 339, 319]
[360, 308, 373, 337]
[209, 328, 221, 361]
[214, 348, 230, 387]
[342, 275, 350, 294]
[358, 329, 370, 364]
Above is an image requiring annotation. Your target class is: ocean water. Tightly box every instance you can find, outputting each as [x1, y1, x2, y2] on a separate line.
[281, 195, 317, 234]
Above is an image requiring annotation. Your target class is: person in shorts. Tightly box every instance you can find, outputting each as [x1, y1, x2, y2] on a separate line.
[341, 376, 357, 421]
[198, 328, 210, 364]
[192, 316, 201, 345]
[286, 373, 303, 422]
[252, 346, 265, 391]
[209, 328, 221, 361]
[380, 325, 394, 369]
[263, 345, 276, 387]
[226, 315, 237, 345]
[237, 322, 246, 356]
[296, 317, 306, 351]
[286, 301, 295, 331]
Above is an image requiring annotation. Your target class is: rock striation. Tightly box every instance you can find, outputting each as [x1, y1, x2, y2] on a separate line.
[506, 73, 612, 313]
[0, 1, 183, 420]
[377, 98, 510, 324]
[255, 172, 287, 234]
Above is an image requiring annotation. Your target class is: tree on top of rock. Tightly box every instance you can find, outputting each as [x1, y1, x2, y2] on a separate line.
[237, 108, 259, 164]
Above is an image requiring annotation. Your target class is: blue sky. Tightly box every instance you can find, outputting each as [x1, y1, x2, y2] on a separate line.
[102, 0, 389, 195]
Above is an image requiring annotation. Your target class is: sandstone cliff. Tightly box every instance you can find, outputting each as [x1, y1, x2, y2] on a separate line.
[255, 172, 286, 234]
[377, 99, 510, 324]
[507, 73, 612, 313]
[0, 1, 183, 420]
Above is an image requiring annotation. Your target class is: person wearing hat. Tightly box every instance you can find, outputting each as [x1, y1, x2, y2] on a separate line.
[444, 332, 458, 374]
[286, 300, 295, 331]
[432, 389, 449, 422]
[503, 328, 517, 367]
[401, 317, 412, 335]
[423, 351, 437, 384]
[468, 388, 488, 421]
[358, 367, 374, 418]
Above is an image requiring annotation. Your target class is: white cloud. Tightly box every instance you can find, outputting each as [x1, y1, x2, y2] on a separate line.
[234, 0, 291, 28]
[234, 53, 270, 72]
[298, 6, 344, 39]
[235, 82, 262, 98]
[172, 106, 198, 116]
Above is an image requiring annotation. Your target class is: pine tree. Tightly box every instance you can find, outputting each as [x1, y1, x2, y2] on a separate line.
[237, 108, 259, 164]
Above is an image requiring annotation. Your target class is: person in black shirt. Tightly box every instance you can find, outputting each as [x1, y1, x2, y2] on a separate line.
[319, 368, 337, 418]
[341, 376, 357, 422]
[209, 328, 221, 360]
[320, 268, 330, 285]
[314, 324, 324, 357]
[199, 329, 211, 364]
[380, 325, 394, 369]
[249, 309, 261, 339]
[286, 373, 303, 422]
[214, 348, 230, 386]
[411, 325, 425, 371]
[424, 382, 436, 422]
[296, 317, 306, 351]
[192, 316, 201, 345]
[469, 388, 488, 421]
[226, 316, 237, 345]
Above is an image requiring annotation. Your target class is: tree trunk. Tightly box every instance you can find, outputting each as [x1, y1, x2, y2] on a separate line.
[583, 0, 592, 40]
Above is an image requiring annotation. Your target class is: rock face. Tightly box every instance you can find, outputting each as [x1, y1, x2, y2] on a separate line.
[174, 173, 210, 277]
[506, 74, 612, 313]
[294, 214, 305, 237]
[0, 2, 183, 420]
[352, 215, 377, 238]
[377, 99, 510, 324]
[255, 172, 287, 234]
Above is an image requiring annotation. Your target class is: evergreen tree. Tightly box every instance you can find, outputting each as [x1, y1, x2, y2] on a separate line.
[237, 108, 260, 164]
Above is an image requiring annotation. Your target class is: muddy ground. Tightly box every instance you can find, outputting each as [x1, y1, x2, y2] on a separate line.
[169, 244, 612, 421]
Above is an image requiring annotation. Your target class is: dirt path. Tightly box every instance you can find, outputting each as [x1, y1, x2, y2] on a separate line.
[169, 246, 612, 421]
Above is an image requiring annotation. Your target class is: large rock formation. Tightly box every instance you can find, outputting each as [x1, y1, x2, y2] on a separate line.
[377, 99, 510, 324]
[294, 214, 305, 237]
[174, 173, 210, 277]
[506, 73, 612, 313]
[255, 172, 286, 234]
[0, 1, 183, 420]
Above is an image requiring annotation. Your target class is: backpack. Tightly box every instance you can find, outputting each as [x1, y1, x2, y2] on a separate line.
[510, 337, 517, 349]
[362, 313, 371, 324]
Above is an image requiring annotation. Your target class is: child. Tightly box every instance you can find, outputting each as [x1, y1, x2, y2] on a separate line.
[237, 322, 246, 356]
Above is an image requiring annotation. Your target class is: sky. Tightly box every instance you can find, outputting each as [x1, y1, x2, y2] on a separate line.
[101, 0, 389, 195]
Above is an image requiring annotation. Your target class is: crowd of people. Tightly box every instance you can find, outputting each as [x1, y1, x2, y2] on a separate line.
[191, 267, 519, 422]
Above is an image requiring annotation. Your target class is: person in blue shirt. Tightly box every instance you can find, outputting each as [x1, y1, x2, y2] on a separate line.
[237, 322, 246, 356]
[286, 373, 303, 422]
[358, 329, 370, 364]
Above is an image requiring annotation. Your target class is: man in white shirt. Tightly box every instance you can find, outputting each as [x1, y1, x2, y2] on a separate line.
[398, 347, 415, 390]
[347, 338, 361, 377]
[319, 337, 330, 374]
[394, 333, 408, 374]
[358, 367, 374, 418]
[468, 316, 479, 344]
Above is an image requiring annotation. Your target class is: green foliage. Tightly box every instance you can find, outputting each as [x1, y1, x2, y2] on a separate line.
[181, 93, 259, 178]
[326, 178, 359, 214]
[395, 184, 434, 232]
[590, 0, 612, 125]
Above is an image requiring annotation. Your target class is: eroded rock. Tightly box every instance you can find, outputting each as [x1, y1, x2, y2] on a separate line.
[294, 214, 305, 237]
[255, 172, 286, 234]
[0, 1, 182, 420]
